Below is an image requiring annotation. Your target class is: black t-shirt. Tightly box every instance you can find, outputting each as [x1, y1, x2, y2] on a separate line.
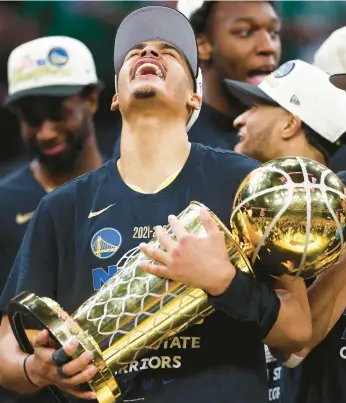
[0, 143, 271, 403]
[329, 146, 346, 173]
[0, 165, 46, 403]
[279, 171, 346, 403]
[265, 345, 281, 402]
[112, 104, 239, 158]
[0, 165, 46, 297]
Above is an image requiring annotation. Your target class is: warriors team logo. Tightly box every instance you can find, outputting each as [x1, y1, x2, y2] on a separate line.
[91, 227, 122, 259]
[48, 47, 69, 66]
[273, 61, 295, 78]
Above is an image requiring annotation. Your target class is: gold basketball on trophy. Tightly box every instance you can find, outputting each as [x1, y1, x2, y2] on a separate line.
[230, 156, 346, 279]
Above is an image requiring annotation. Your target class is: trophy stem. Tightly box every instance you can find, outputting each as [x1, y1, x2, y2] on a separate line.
[102, 287, 212, 367]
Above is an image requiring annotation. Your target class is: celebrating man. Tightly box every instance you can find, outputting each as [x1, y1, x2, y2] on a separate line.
[0, 7, 310, 403]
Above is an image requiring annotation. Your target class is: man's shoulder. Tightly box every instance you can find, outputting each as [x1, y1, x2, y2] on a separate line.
[192, 143, 260, 172]
[337, 170, 346, 185]
[43, 160, 114, 209]
[0, 164, 44, 213]
[0, 164, 33, 190]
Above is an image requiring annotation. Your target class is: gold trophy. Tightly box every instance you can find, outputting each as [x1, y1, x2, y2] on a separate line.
[7, 157, 346, 403]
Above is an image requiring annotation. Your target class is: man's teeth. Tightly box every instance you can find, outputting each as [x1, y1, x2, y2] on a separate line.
[135, 63, 163, 78]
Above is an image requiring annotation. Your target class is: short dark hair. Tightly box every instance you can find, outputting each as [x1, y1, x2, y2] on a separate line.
[190, 1, 277, 35]
[80, 83, 100, 98]
[302, 122, 345, 162]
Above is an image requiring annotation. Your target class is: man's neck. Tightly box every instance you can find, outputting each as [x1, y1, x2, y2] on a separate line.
[276, 140, 326, 166]
[202, 68, 246, 118]
[118, 116, 191, 193]
[31, 135, 103, 192]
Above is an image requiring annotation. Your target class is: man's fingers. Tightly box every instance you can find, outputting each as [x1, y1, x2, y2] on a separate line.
[64, 386, 96, 400]
[64, 365, 98, 386]
[139, 261, 170, 278]
[168, 215, 188, 239]
[155, 226, 176, 251]
[200, 207, 219, 235]
[51, 338, 79, 366]
[61, 338, 79, 358]
[32, 329, 50, 348]
[60, 350, 93, 377]
[140, 243, 170, 266]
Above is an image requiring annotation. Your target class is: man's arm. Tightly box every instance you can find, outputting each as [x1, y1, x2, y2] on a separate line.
[0, 316, 38, 394]
[208, 270, 311, 353]
[270, 253, 346, 366]
[0, 198, 96, 399]
[263, 274, 311, 351]
[270, 173, 346, 365]
[139, 208, 312, 351]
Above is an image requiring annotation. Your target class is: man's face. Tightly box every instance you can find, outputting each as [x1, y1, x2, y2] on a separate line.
[13, 94, 94, 175]
[234, 101, 286, 162]
[202, 1, 281, 85]
[117, 40, 197, 114]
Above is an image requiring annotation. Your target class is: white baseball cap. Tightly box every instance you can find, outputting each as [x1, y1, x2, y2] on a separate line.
[313, 26, 346, 91]
[225, 60, 346, 145]
[314, 27, 346, 75]
[6, 36, 99, 105]
[177, 0, 204, 19]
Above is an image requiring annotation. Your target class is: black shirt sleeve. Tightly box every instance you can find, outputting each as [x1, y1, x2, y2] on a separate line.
[337, 170, 346, 186]
[0, 197, 58, 314]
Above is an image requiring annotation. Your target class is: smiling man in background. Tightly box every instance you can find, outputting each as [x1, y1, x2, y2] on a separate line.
[228, 59, 346, 403]
[0, 35, 104, 299]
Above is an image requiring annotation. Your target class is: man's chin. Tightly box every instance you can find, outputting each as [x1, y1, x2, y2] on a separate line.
[133, 87, 157, 99]
[234, 143, 244, 154]
[38, 153, 79, 176]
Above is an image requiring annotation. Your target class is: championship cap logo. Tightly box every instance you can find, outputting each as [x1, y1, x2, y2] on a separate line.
[48, 47, 69, 66]
[273, 61, 295, 78]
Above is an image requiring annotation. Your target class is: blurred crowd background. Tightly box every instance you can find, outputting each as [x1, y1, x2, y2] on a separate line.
[1, 0, 346, 176]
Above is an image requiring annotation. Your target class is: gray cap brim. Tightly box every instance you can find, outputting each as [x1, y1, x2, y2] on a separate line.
[329, 73, 346, 90]
[114, 6, 198, 77]
[225, 79, 279, 107]
[4, 82, 103, 106]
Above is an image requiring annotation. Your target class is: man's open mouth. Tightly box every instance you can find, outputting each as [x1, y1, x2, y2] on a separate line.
[247, 66, 276, 86]
[133, 60, 165, 80]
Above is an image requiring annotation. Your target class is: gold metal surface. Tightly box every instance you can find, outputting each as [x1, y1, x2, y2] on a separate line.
[8, 202, 250, 403]
[8, 157, 346, 402]
[231, 156, 346, 278]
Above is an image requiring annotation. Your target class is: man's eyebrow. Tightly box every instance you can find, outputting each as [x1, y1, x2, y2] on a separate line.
[160, 43, 183, 57]
[128, 42, 183, 57]
[232, 16, 281, 25]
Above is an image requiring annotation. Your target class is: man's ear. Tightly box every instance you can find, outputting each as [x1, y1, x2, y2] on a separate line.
[86, 90, 99, 115]
[197, 33, 212, 62]
[187, 93, 202, 111]
[282, 113, 302, 140]
[110, 94, 119, 111]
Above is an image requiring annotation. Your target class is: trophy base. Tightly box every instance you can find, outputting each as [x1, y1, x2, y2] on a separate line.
[8, 292, 122, 403]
